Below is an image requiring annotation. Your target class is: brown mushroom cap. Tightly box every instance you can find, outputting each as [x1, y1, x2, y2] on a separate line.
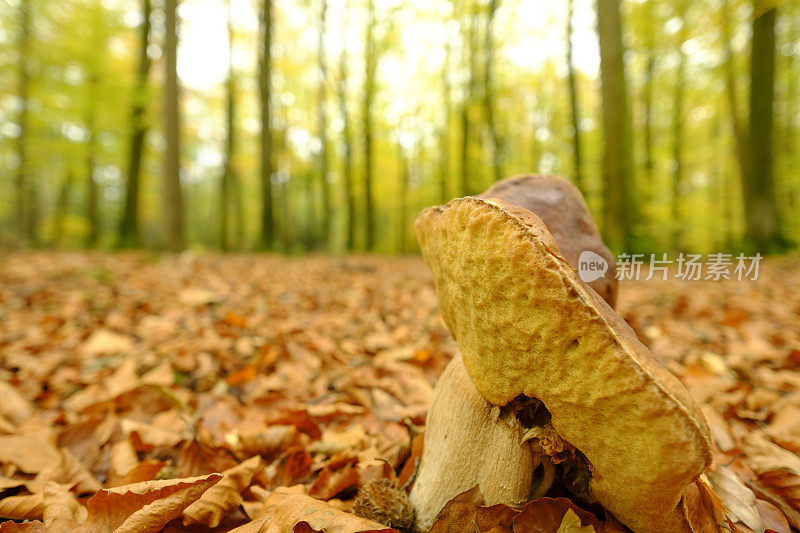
[415, 197, 712, 532]
[477, 175, 618, 307]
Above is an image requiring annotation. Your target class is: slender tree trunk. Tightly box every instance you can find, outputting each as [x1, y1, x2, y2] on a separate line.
[439, 38, 451, 202]
[597, 0, 634, 251]
[483, 0, 502, 183]
[54, 169, 73, 247]
[219, 0, 236, 251]
[317, 0, 331, 248]
[118, 0, 152, 248]
[337, 6, 355, 251]
[363, 0, 376, 250]
[397, 142, 409, 253]
[14, 0, 34, 246]
[163, 0, 184, 251]
[566, 0, 584, 191]
[459, 7, 478, 196]
[742, 4, 784, 251]
[721, 0, 748, 200]
[642, 52, 655, 182]
[85, 86, 99, 248]
[258, 0, 275, 249]
[670, 6, 687, 251]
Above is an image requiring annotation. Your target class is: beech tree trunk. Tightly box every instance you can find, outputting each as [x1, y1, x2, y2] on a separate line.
[118, 0, 152, 248]
[219, 0, 236, 251]
[163, 0, 184, 251]
[597, 0, 634, 251]
[742, 4, 784, 251]
[337, 6, 355, 251]
[258, 0, 275, 249]
[317, 0, 331, 248]
[363, 0, 376, 250]
[483, 0, 502, 183]
[670, 5, 687, 250]
[14, 0, 35, 246]
[566, 0, 583, 191]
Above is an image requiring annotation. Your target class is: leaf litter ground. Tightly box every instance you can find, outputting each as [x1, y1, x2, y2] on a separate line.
[0, 252, 798, 532]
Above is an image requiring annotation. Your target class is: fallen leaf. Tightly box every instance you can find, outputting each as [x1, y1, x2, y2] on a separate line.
[0, 430, 60, 474]
[250, 485, 395, 532]
[427, 486, 516, 533]
[75, 473, 221, 533]
[557, 508, 595, 533]
[0, 492, 44, 520]
[182, 456, 262, 527]
[0, 383, 33, 426]
[82, 329, 133, 356]
[513, 497, 600, 533]
[0, 521, 46, 532]
[708, 465, 764, 532]
[682, 478, 727, 533]
[43, 481, 87, 532]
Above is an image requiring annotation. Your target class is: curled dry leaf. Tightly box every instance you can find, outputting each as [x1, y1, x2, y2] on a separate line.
[681, 478, 728, 533]
[75, 473, 221, 533]
[248, 485, 395, 533]
[427, 486, 517, 533]
[512, 497, 600, 533]
[0, 492, 44, 520]
[43, 481, 87, 532]
[182, 455, 262, 528]
[740, 433, 800, 528]
[707, 465, 764, 532]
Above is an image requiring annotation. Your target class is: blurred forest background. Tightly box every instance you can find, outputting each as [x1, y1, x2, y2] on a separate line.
[0, 0, 797, 255]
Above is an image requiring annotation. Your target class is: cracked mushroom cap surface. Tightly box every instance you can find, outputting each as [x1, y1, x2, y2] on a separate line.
[415, 197, 712, 532]
[477, 174, 618, 307]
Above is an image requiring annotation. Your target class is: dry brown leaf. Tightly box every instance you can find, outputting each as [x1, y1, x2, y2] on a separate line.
[426, 486, 517, 533]
[43, 481, 87, 532]
[107, 459, 165, 488]
[81, 329, 134, 356]
[251, 485, 395, 533]
[0, 521, 47, 532]
[755, 499, 791, 533]
[0, 383, 33, 426]
[512, 496, 600, 533]
[182, 455, 262, 527]
[682, 477, 728, 533]
[0, 492, 44, 520]
[32, 449, 102, 494]
[108, 439, 140, 482]
[75, 473, 221, 533]
[708, 465, 764, 532]
[0, 430, 60, 474]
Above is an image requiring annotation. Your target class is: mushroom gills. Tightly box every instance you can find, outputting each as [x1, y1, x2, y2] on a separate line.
[503, 395, 595, 503]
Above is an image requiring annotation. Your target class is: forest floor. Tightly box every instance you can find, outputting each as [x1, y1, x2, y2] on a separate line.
[0, 251, 799, 532]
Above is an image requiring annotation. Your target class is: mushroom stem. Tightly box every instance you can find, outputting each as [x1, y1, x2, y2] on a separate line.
[409, 354, 535, 531]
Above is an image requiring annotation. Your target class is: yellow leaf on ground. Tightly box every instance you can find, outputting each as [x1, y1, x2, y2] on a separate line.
[557, 508, 595, 533]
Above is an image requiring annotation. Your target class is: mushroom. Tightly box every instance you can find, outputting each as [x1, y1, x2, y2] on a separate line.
[476, 174, 618, 307]
[411, 197, 712, 532]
